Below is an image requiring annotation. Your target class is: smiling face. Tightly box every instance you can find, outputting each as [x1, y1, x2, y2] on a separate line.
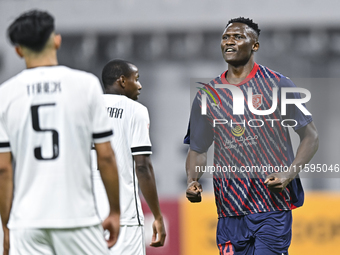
[221, 22, 259, 67]
[124, 64, 142, 100]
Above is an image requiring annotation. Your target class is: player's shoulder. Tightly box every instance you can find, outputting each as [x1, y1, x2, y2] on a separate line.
[103, 94, 148, 111]
[0, 70, 26, 91]
[60, 66, 98, 81]
[258, 64, 294, 87]
[124, 97, 149, 117]
[257, 64, 283, 80]
[131, 98, 147, 111]
[119, 95, 147, 110]
[0, 66, 98, 86]
[193, 75, 223, 98]
[210, 74, 224, 87]
[59, 66, 102, 93]
[0, 72, 31, 107]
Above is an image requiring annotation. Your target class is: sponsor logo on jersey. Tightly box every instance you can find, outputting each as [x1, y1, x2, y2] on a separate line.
[231, 125, 245, 137]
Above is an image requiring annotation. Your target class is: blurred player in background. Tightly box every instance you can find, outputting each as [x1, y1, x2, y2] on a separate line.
[0, 10, 120, 255]
[184, 17, 319, 255]
[92, 59, 166, 255]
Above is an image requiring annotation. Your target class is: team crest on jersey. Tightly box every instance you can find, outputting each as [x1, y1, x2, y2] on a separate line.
[252, 94, 263, 109]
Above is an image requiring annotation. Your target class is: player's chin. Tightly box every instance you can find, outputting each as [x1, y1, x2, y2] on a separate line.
[223, 54, 239, 64]
[133, 94, 140, 101]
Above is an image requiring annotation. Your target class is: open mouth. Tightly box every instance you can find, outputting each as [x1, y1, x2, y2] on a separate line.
[225, 48, 236, 53]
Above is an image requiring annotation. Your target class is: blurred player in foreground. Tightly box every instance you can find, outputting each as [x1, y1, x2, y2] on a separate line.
[0, 10, 120, 254]
[184, 17, 318, 254]
[92, 59, 166, 255]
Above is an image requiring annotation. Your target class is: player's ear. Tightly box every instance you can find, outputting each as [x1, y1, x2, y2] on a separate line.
[252, 41, 259, 52]
[54, 34, 62, 50]
[118, 75, 126, 88]
[15, 46, 24, 58]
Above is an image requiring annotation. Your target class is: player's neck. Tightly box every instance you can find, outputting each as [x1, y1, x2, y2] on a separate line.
[105, 86, 124, 96]
[24, 50, 58, 69]
[226, 59, 255, 85]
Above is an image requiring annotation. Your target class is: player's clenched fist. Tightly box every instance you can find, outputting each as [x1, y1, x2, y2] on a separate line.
[186, 181, 203, 202]
[265, 172, 293, 193]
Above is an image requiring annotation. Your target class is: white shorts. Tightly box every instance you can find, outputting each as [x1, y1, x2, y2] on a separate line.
[10, 224, 109, 255]
[109, 225, 145, 255]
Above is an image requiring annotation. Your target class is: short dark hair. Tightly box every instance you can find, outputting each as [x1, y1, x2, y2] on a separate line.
[226, 17, 261, 36]
[102, 59, 134, 89]
[7, 10, 55, 52]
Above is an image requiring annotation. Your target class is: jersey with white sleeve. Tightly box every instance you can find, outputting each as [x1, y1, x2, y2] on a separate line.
[0, 66, 113, 229]
[92, 94, 152, 226]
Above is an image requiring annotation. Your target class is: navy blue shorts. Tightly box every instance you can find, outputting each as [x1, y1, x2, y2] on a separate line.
[216, 210, 292, 255]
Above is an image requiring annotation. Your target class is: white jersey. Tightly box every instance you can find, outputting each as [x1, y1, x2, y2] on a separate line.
[92, 94, 152, 226]
[0, 66, 113, 229]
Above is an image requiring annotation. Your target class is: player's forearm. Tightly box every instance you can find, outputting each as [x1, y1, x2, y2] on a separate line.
[136, 163, 162, 220]
[97, 153, 120, 215]
[289, 123, 319, 178]
[186, 148, 207, 184]
[0, 164, 13, 228]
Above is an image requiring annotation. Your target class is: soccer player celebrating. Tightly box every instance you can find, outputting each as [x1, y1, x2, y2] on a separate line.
[92, 59, 166, 255]
[184, 17, 319, 254]
[0, 10, 120, 254]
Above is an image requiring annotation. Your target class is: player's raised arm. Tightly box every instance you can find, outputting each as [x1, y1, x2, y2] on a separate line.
[95, 142, 120, 248]
[134, 154, 166, 247]
[0, 152, 12, 255]
[185, 148, 206, 203]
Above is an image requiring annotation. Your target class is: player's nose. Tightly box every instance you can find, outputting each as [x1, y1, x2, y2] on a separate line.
[225, 37, 235, 45]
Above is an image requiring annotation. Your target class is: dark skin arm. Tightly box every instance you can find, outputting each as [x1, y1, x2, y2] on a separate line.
[134, 154, 166, 247]
[95, 142, 120, 248]
[265, 122, 319, 192]
[185, 149, 207, 203]
[0, 152, 13, 255]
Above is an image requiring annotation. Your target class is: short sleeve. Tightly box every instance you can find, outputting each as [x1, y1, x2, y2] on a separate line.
[131, 106, 152, 155]
[0, 112, 10, 152]
[184, 92, 214, 153]
[183, 122, 191, 144]
[89, 76, 113, 144]
[279, 76, 313, 131]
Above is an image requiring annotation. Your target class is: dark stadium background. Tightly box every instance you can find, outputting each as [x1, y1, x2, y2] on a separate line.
[1, 1, 340, 254]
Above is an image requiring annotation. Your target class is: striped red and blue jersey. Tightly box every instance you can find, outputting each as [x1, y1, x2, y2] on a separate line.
[184, 63, 313, 217]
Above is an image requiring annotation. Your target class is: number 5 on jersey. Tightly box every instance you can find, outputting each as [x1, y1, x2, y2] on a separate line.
[31, 103, 59, 160]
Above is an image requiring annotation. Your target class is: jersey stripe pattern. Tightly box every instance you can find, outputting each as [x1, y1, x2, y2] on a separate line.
[186, 63, 312, 217]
